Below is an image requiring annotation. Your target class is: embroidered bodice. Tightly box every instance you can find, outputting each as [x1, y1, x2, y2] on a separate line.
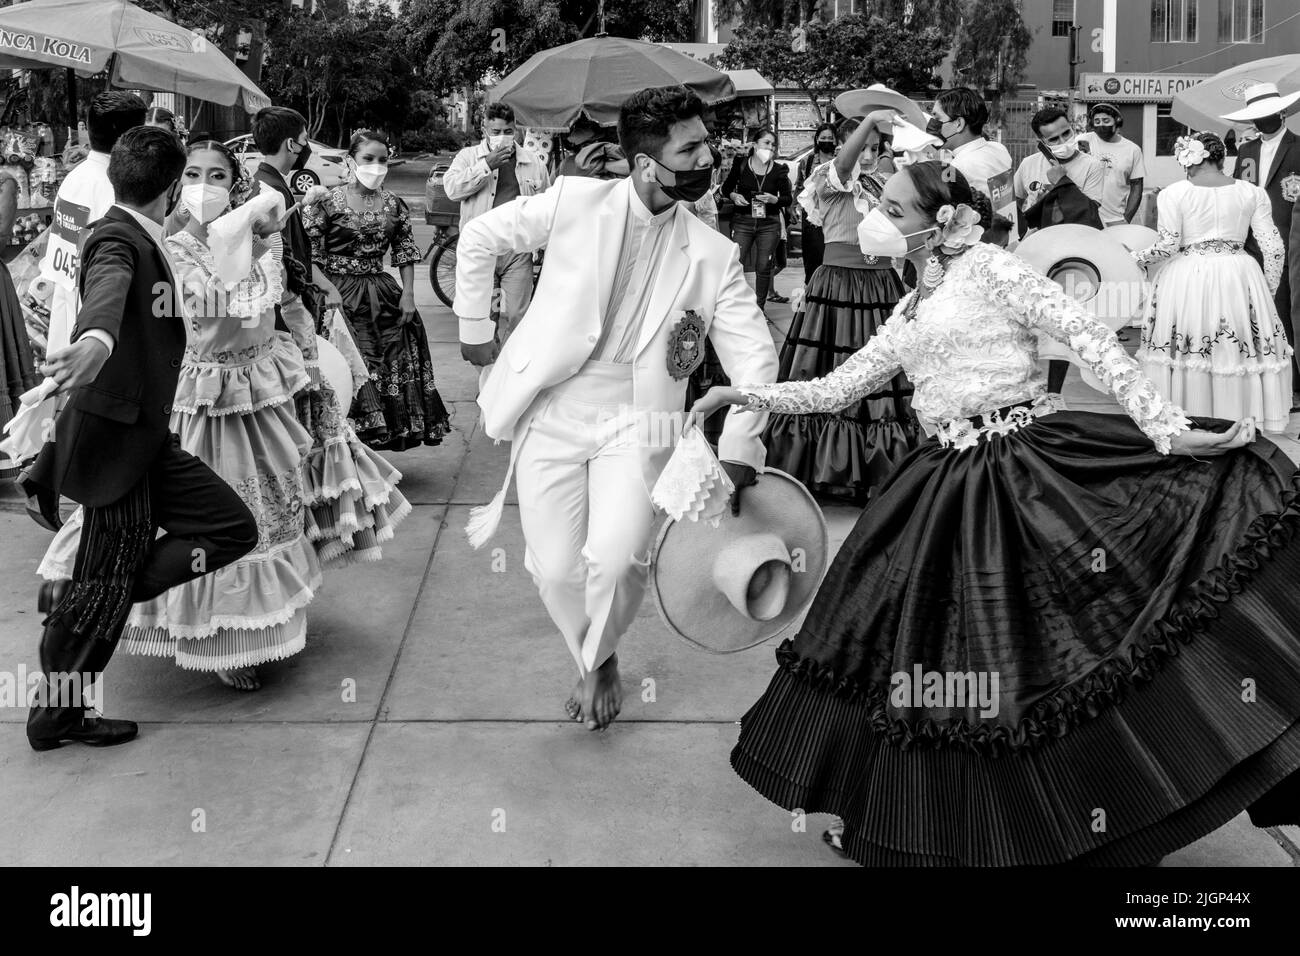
[301, 186, 422, 275]
[167, 229, 285, 360]
[1133, 179, 1284, 292]
[797, 159, 883, 242]
[741, 243, 1191, 454]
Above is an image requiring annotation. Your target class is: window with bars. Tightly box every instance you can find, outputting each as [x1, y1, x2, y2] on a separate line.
[1219, 0, 1265, 42]
[1152, 0, 1198, 41]
[1052, 0, 1073, 36]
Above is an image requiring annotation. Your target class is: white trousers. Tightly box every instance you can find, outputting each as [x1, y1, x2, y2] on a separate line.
[515, 361, 658, 676]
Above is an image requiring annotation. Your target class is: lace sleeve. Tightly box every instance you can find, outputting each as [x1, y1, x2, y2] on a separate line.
[1250, 184, 1284, 293]
[970, 246, 1191, 454]
[738, 302, 906, 414]
[1133, 187, 1182, 266]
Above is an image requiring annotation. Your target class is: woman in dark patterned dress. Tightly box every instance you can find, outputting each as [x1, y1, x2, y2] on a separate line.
[303, 130, 450, 451]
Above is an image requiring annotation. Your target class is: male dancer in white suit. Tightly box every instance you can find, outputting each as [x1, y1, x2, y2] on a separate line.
[457, 87, 779, 731]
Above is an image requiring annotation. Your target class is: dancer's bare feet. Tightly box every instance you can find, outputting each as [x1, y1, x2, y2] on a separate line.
[217, 667, 261, 691]
[581, 654, 622, 731]
[564, 678, 584, 722]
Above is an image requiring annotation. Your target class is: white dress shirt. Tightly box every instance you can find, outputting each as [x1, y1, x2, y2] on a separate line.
[78, 204, 179, 356]
[950, 136, 1015, 220]
[1259, 128, 1285, 187]
[592, 187, 676, 363]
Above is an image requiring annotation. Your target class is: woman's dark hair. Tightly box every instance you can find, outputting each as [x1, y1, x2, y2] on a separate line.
[935, 87, 989, 137]
[186, 139, 241, 182]
[145, 106, 177, 132]
[902, 161, 993, 231]
[88, 91, 147, 153]
[1192, 131, 1227, 169]
[812, 122, 837, 149]
[348, 129, 391, 158]
[835, 117, 859, 143]
[617, 85, 705, 163]
[748, 126, 776, 145]
[107, 126, 186, 206]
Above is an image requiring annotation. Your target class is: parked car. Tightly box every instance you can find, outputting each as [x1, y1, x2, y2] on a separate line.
[224, 134, 348, 194]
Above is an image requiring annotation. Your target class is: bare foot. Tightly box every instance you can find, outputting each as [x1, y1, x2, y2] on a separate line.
[564, 678, 584, 722]
[581, 654, 622, 731]
[217, 667, 261, 691]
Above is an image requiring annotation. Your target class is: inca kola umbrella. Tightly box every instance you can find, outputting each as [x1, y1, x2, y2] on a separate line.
[0, 0, 270, 113]
[1172, 55, 1300, 136]
[488, 36, 736, 130]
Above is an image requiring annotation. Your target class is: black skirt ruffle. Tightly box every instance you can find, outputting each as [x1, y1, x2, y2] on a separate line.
[731, 410, 1300, 866]
[763, 263, 918, 501]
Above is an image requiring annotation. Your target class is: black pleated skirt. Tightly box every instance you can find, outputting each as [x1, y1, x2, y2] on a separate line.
[763, 263, 918, 502]
[731, 410, 1300, 866]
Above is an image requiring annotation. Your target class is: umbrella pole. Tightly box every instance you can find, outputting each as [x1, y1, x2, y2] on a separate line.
[66, 68, 78, 125]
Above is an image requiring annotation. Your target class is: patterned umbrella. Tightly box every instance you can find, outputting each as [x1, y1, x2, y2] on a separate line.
[488, 36, 736, 131]
[0, 0, 270, 113]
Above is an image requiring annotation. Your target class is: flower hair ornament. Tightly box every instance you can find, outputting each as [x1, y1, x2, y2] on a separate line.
[1174, 135, 1210, 168]
[933, 203, 984, 250]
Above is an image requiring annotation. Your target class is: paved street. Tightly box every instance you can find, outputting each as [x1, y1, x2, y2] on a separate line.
[1, 221, 1298, 865]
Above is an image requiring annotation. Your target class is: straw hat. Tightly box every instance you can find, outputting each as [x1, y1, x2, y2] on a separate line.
[650, 468, 829, 654]
[1221, 82, 1300, 122]
[1015, 224, 1147, 332]
[834, 84, 928, 131]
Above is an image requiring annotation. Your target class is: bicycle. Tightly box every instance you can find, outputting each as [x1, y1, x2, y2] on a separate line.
[423, 211, 542, 310]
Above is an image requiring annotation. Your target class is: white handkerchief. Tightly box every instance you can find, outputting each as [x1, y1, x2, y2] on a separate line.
[651, 426, 735, 527]
[0, 377, 59, 463]
[206, 191, 286, 289]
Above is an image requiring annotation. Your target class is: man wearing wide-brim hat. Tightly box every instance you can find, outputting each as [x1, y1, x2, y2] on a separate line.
[1224, 81, 1300, 400]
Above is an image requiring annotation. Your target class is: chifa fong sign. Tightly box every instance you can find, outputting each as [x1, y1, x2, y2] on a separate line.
[0, 29, 94, 65]
[1080, 73, 1209, 102]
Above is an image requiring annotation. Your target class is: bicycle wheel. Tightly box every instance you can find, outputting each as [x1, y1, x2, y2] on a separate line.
[430, 232, 459, 308]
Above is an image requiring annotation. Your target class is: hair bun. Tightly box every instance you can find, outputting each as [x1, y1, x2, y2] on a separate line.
[967, 191, 993, 231]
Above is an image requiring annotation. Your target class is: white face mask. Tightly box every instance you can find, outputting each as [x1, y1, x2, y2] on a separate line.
[857, 208, 936, 258]
[181, 183, 230, 224]
[753, 146, 773, 163]
[487, 133, 513, 150]
[1048, 135, 1078, 159]
[354, 162, 387, 189]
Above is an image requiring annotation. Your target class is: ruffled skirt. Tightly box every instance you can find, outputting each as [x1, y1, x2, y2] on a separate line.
[762, 264, 918, 501]
[1139, 250, 1293, 432]
[731, 410, 1300, 866]
[331, 270, 452, 451]
[1, 261, 38, 475]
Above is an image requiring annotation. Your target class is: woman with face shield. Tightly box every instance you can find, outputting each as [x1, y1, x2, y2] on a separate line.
[763, 109, 918, 504]
[693, 161, 1300, 868]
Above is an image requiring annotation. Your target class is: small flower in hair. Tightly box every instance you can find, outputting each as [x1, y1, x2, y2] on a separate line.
[1174, 135, 1210, 168]
[935, 203, 983, 249]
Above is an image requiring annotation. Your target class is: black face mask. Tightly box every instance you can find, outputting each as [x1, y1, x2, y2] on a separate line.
[648, 155, 712, 202]
[1255, 114, 1284, 135]
[926, 116, 956, 141]
[816, 138, 835, 153]
[1093, 125, 1117, 140]
[291, 138, 312, 170]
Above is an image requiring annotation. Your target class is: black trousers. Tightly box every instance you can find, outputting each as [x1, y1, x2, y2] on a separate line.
[733, 215, 782, 307]
[28, 435, 257, 737]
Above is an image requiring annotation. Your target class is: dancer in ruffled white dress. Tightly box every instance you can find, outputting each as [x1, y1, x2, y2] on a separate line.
[39, 141, 410, 690]
[1136, 132, 1293, 432]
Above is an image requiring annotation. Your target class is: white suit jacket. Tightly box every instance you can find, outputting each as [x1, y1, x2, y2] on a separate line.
[455, 175, 779, 494]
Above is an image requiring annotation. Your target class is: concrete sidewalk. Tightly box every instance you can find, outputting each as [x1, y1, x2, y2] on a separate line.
[1, 249, 1297, 866]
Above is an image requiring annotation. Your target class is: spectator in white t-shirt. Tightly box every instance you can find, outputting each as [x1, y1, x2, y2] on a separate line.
[1080, 102, 1146, 227]
[929, 87, 1015, 244]
[1014, 105, 1105, 239]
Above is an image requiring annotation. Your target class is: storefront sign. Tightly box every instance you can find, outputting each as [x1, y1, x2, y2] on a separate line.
[0, 30, 94, 65]
[1079, 73, 1209, 102]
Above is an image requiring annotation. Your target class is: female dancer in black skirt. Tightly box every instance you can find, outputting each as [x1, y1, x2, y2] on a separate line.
[690, 161, 1300, 866]
[765, 110, 918, 503]
[303, 130, 451, 451]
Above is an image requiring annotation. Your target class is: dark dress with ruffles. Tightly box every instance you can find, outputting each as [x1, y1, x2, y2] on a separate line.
[303, 187, 450, 451]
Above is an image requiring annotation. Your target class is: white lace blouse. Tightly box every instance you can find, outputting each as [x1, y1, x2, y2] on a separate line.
[1133, 179, 1284, 292]
[741, 243, 1192, 453]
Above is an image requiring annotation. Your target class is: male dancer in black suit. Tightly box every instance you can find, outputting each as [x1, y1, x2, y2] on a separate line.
[22, 127, 259, 751]
[1226, 83, 1300, 399]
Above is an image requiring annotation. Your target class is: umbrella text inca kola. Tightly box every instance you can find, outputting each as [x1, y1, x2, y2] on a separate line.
[0, 0, 270, 113]
[488, 36, 736, 130]
[1172, 55, 1300, 137]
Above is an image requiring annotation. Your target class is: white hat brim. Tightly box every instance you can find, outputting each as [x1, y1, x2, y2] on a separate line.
[834, 87, 928, 131]
[1221, 89, 1300, 122]
[1015, 224, 1149, 329]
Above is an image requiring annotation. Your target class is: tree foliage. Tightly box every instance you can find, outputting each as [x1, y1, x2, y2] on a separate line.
[717, 13, 948, 119]
[950, 0, 1032, 102]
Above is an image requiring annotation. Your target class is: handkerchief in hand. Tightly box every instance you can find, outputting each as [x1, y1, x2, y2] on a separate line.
[207, 191, 285, 289]
[651, 426, 735, 527]
[0, 377, 59, 463]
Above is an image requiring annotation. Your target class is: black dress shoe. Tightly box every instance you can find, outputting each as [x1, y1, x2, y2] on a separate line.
[37, 579, 70, 615]
[28, 713, 139, 752]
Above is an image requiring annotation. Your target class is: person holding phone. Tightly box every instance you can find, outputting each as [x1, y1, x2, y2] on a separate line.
[1013, 106, 1104, 239]
[721, 127, 791, 310]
